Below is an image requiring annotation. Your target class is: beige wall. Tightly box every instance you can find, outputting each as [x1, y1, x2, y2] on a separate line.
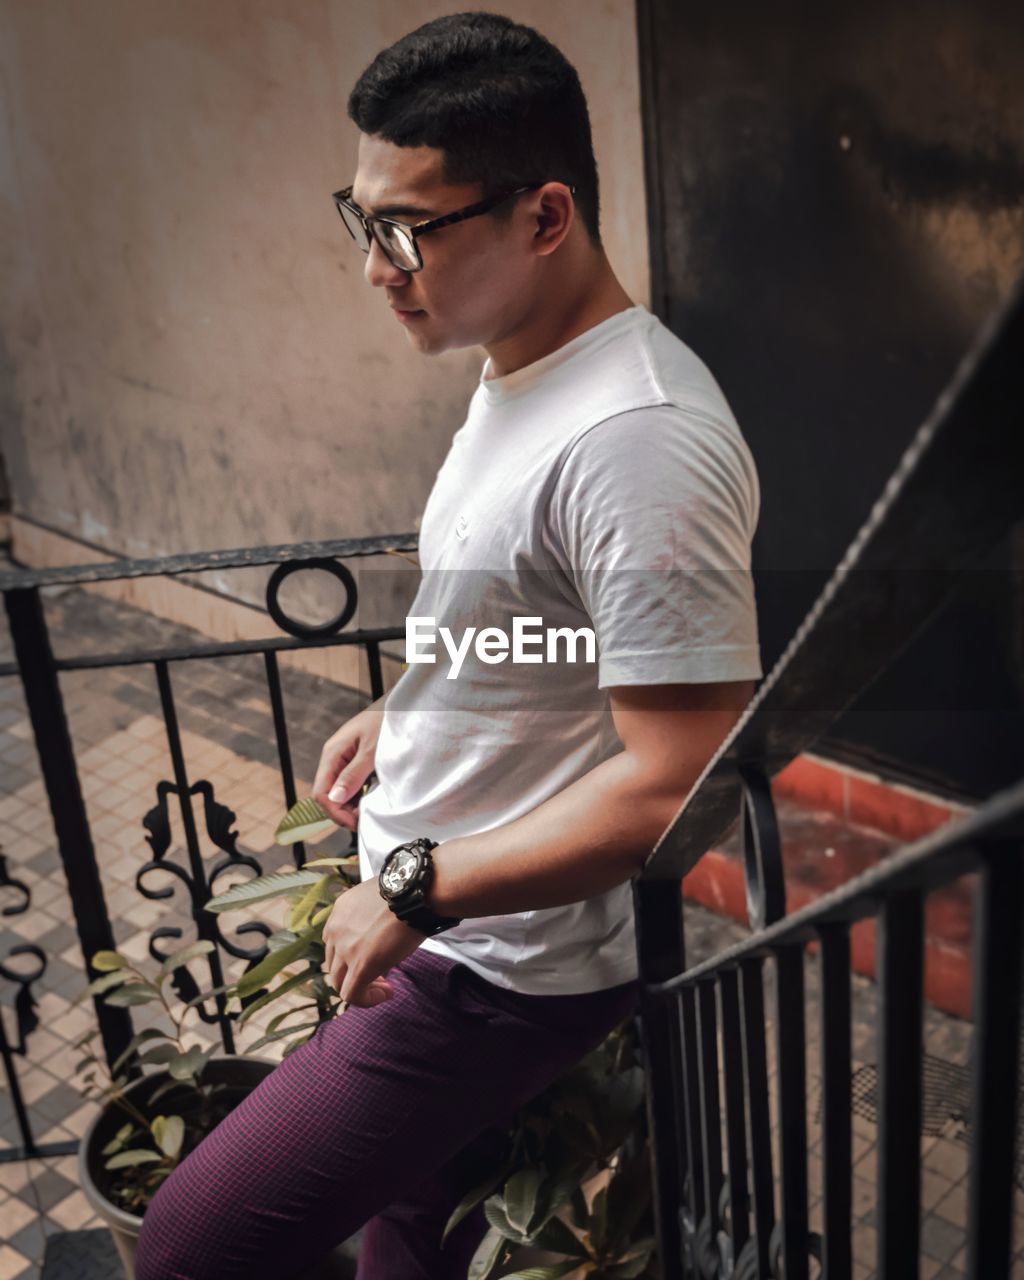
[0, 1, 649, 660]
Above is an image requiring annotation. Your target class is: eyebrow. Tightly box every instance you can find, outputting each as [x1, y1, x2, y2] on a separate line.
[350, 194, 439, 219]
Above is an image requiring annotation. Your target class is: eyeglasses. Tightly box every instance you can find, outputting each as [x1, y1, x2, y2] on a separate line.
[331, 182, 576, 273]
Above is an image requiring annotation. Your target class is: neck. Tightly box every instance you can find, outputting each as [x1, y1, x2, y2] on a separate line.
[483, 246, 636, 380]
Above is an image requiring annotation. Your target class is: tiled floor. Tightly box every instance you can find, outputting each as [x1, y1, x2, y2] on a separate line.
[0, 565, 1020, 1278]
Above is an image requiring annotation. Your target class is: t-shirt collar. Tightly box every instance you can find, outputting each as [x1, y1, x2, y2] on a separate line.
[478, 304, 647, 404]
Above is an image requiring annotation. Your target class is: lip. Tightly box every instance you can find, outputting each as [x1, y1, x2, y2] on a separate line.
[391, 306, 426, 323]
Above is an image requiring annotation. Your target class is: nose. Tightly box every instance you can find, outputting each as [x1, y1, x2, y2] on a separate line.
[364, 236, 411, 289]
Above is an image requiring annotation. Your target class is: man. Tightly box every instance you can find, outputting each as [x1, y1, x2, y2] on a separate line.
[134, 12, 761, 1280]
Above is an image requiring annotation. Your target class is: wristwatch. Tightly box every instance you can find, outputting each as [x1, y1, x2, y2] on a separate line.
[378, 837, 463, 937]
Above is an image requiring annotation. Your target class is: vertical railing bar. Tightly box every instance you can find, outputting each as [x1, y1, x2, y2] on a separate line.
[718, 967, 751, 1262]
[680, 985, 708, 1237]
[263, 650, 306, 869]
[366, 638, 385, 701]
[632, 878, 687, 1280]
[696, 979, 724, 1253]
[817, 923, 852, 1280]
[966, 843, 1024, 1280]
[2, 585, 132, 1069]
[0, 988, 40, 1158]
[774, 944, 809, 1280]
[154, 659, 236, 1055]
[876, 889, 924, 1278]
[739, 958, 775, 1275]
[666, 991, 696, 1278]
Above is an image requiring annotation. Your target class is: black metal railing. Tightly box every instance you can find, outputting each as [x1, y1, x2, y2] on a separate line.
[632, 273, 1024, 1279]
[0, 532, 415, 1162]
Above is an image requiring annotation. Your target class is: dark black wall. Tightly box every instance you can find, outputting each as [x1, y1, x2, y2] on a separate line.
[637, 0, 1024, 801]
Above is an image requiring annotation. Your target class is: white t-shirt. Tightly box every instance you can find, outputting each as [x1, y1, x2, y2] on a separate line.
[357, 303, 762, 994]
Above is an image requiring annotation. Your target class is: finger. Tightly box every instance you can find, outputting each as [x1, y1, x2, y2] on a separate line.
[327, 753, 374, 807]
[328, 959, 347, 996]
[342, 973, 393, 1009]
[312, 793, 361, 831]
[313, 745, 355, 806]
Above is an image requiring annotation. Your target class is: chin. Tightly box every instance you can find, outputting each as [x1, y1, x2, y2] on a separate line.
[408, 327, 458, 356]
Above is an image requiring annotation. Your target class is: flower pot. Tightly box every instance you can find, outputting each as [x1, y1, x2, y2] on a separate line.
[78, 1053, 357, 1279]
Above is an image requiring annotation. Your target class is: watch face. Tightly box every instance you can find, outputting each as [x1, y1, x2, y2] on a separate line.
[381, 848, 419, 897]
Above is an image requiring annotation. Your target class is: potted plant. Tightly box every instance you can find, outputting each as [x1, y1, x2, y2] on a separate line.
[72, 837, 359, 1277]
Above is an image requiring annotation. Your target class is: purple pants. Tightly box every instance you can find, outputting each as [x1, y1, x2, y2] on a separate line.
[133, 947, 640, 1280]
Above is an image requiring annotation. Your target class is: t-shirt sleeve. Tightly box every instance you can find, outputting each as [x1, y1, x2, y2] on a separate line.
[544, 403, 763, 689]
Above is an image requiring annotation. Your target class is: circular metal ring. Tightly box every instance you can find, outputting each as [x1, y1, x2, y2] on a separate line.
[266, 558, 358, 639]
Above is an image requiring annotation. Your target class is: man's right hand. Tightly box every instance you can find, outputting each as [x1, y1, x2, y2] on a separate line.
[312, 697, 387, 832]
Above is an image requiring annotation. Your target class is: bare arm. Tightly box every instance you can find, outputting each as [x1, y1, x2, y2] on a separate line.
[427, 678, 756, 917]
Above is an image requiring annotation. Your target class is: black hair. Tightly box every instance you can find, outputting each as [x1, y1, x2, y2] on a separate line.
[347, 11, 601, 246]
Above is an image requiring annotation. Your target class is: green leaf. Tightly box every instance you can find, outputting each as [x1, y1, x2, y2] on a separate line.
[101, 1122, 136, 1156]
[91, 951, 127, 972]
[274, 797, 336, 846]
[468, 1225, 513, 1280]
[110, 1027, 173, 1075]
[286, 874, 335, 932]
[279, 1027, 319, 1057]
[537, 1162, 594, 1225]
[264, 1004, 318, 1035]
[104, 983, 161, 1007]
[152, 1114, 185, 1158]
[530, 1213, 589, 1257]
[589, 1186, 608, 1253]
[483, 1197, 527, 1244]
[105, 1148, 165, 1169]
[147, 1076, 189, 1107]
[244, 1019, 322, 1052]
[237, 966, 318, 1025]
[604, 1145, 653, 1252]
[168, 1045, 208, 1080]
[302, 856, 359, 869]
[86, 970, 134, 996]
[504, 1168, 545, 1236]
[442, 1161, 513, 1245]
[157, 940, 215, 981]
[137, 1043, 183, 1066]
[498, 1264, 581, 1280]
[235, 928, 320, 998]
[205, 869, 326, 914]
[184, 982, 233, 1008]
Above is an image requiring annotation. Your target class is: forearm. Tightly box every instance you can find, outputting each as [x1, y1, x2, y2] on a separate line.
[426, 749, 702, 918]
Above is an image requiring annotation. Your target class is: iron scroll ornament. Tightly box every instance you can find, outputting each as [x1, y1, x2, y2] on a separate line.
[138, 778, 272, 1026]
[265, 558, 358, 639]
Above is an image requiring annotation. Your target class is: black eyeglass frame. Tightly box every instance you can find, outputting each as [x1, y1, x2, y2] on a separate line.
[331, 181, 577, 272]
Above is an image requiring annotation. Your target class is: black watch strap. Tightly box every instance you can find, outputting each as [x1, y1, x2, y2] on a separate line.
[379, 839, 462, 937]
[392, 894, 462, 937]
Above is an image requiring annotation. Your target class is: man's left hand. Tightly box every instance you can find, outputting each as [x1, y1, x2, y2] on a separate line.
[321, 877, 425, 1007]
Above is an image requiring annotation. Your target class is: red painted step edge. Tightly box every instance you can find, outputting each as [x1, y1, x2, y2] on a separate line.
[681, 754, 975, 1020]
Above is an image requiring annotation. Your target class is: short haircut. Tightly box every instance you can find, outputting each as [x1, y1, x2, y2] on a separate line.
[347, 11, 601, 246]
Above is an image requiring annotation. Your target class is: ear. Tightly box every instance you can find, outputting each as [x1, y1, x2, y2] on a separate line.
[530, 182, 575, 255]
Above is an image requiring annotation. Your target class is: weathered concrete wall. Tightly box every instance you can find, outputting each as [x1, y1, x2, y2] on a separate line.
[0, 2, 648, 637]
